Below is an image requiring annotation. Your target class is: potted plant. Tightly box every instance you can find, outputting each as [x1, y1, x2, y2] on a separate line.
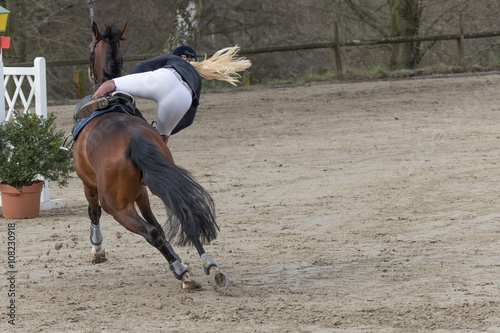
[0, 111, 74, 218]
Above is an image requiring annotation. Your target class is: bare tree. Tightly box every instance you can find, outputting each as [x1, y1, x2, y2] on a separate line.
[162, 0, 203, 53]
[1, 0, 500, 99]
[387, 0, 422, 69]
[2, 0, 88, 63]
[0, 0, 176, 99]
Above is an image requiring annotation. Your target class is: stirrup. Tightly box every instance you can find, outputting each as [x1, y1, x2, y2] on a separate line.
[59, 132, 74, 152]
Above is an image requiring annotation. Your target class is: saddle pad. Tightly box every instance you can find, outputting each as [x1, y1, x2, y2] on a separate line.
[72, 95, 144, 140]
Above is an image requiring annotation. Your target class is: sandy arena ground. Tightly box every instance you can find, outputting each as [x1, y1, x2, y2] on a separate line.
[3, 73, 500, 332]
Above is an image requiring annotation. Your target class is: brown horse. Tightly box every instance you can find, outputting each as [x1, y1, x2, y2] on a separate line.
[72, 22, 228, 292]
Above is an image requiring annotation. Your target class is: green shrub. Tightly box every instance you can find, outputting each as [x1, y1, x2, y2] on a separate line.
[0, 111, 74, 189]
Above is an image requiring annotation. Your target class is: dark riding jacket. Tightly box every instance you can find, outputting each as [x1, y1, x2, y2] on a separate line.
[130, 54, 202, 135]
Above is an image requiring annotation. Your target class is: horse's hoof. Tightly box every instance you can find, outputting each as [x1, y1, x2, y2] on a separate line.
[181, 280, 202, 292]
[209, 267, 229, 292]
[181, 273, 202, 292]
[91, 245, 107, 264]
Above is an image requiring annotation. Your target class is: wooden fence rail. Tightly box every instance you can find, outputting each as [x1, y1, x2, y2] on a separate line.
[6, 25, 500, 94]
[10, 28, 500, 68]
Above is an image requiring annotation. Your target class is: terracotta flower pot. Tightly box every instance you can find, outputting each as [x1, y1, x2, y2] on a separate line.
[0, 181, 44, 219]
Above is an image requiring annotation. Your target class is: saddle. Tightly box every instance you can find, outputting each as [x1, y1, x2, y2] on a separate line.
[60, 91, 145, 152]
[74, 91, 137, 121]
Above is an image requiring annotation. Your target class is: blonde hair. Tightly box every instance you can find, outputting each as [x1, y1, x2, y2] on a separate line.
[191, 45, 251, 86]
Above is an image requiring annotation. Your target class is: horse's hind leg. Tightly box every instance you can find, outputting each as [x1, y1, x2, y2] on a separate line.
[191, 240, 229, 292]
[112, 196, 202, 292]
[135, 188, 182, 262]
[137, 188, 228, 292]
[84, 185, 107, 263]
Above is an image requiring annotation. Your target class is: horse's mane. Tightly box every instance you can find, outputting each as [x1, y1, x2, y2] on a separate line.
[100, 24, 124, 81]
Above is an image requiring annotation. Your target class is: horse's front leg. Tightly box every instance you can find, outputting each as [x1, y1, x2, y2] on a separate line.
[90, 210, 107, 264]
[84, 185, 107, 264]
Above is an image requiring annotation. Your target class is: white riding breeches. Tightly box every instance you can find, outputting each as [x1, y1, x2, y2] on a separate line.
[113, 68, 192, 136]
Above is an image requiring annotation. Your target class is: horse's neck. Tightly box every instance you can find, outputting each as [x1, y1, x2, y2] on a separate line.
[94, 40, 122, 84]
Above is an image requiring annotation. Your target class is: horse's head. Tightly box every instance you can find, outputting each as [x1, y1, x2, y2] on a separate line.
[89, 22, 127, 88]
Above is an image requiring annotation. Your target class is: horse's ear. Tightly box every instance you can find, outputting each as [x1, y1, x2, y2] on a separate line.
[92, 22, 100, 40]
[118, 22, 127, 40]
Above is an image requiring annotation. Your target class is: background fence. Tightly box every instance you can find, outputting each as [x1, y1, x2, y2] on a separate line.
[7, 25, 500, 99]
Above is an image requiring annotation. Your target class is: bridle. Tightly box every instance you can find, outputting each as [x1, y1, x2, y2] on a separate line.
[89, 34, 123, 90]
[88, 37, 101, 89]
[87, 0, 99, 89]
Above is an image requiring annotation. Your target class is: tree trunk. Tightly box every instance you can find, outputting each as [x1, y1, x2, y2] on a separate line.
[388, 0, 421, 69]
[162, 0, 203, 53]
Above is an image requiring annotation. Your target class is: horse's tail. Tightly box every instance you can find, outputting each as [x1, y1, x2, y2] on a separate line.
[124, 134, 218, 246]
